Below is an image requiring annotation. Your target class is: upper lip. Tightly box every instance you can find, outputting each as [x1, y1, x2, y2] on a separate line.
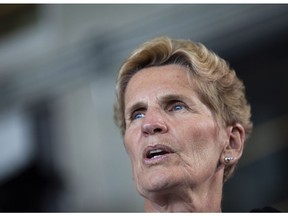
[143, 144, 174, 159]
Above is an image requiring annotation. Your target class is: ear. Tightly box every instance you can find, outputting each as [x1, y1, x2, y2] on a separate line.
[221, 123, 245, 165]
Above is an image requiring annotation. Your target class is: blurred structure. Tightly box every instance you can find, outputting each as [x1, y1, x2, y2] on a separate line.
[0, 4, 287, 212]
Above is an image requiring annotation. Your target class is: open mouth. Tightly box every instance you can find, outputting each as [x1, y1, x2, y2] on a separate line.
[144, 144, 174, 160]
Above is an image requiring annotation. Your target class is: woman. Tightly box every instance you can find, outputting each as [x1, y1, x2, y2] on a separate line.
[114, 36, 253, 212]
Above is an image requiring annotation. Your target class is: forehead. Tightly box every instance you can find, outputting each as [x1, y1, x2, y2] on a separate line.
[133, 64, 189, 81]
[124, 64, 196, 104]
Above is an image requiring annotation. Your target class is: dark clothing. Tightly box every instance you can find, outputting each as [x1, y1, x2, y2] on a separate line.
[250, 206, 281, 212]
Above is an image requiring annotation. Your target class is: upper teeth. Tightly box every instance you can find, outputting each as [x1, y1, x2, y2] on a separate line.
[147, 149, 166, 159]
[150, 149, 163, 154]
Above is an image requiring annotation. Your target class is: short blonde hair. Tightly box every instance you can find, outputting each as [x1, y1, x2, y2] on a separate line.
[114, 36, 253, 181]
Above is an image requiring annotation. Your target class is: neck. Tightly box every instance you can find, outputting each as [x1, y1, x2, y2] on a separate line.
[143, 167, 224, 212]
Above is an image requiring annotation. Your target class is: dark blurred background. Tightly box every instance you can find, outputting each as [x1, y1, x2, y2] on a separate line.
[0, 4, 287, 212]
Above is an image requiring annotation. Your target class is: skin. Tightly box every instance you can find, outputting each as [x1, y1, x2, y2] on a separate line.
[123, 64, 244, 212]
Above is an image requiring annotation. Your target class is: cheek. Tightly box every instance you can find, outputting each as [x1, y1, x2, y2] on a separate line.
[124, 132, 144, 185]
[177, 119, 222, 158]
[177, 122, 224, 177]
[124, 134, 133, 157]
[124, 130, 139, 162]
[181, 119, 216, 142]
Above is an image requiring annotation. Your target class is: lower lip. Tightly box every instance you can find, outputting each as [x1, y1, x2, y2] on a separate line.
[143, 153, 172, 165]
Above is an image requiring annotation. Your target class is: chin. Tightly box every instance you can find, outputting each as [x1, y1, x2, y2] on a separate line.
[136, 168, 180, 195]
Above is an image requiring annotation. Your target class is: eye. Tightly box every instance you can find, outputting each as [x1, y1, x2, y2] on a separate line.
[132, 112, 145, 120]
[169, 102, 187, 112]
[172, 104, 185, 111]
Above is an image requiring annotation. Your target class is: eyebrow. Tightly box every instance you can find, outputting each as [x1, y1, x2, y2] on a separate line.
[158, 94, 191, 104]
[125, 101, 147, 119]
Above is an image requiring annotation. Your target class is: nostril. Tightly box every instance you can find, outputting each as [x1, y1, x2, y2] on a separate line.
[153, 128, 162, 133]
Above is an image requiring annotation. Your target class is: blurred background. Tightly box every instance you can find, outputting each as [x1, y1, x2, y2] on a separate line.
[0, 4, 287, 212]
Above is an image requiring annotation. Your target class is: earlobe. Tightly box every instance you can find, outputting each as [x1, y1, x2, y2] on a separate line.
[221, 123, 245, 165]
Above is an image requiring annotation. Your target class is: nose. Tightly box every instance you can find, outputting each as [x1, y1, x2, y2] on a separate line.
[141, 111, 168, 135]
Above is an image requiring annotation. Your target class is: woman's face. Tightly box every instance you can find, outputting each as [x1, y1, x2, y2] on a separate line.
[124, 64, 229, 197]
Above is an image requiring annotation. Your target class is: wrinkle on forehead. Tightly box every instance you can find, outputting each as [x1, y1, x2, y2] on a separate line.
[124, 65, 195, 106]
